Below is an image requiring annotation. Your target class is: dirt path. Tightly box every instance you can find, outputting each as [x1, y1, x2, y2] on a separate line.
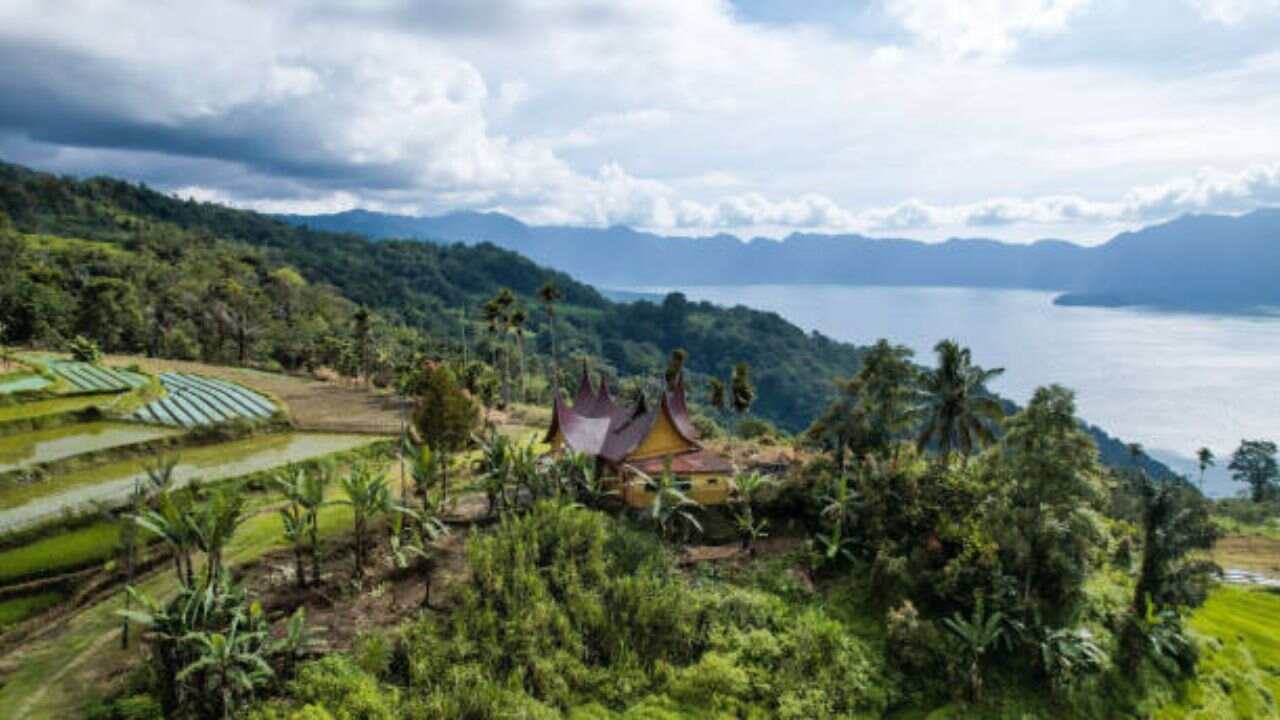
[105, 356, 406, 434]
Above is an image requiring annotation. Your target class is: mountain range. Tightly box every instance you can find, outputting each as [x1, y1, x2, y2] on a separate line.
[279, 208, 1280, 312]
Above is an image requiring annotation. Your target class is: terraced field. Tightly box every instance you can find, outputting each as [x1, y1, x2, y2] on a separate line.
[44, 360, 146, 394]
[0, 422, 181, 473]
[0, 432, 382, 532]
[131, 372, 278, 427]
[0, 373, 52, 395]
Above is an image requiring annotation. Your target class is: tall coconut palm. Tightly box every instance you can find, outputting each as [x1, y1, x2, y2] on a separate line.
[353, 307, 372, 386]
[1196, 447, 1215, 491]
[915, 339, 1005, 459]
[537, 281, 563, 389]
[508, 305, 528, 403]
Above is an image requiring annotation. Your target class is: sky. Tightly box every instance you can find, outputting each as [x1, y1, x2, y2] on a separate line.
[1, 0, 1279, 243]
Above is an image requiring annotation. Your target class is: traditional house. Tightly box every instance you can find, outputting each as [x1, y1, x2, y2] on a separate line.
[544, 366, 734, 507]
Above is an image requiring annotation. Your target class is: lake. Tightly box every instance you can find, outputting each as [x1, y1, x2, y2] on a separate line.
[633, 284, 1280, 497]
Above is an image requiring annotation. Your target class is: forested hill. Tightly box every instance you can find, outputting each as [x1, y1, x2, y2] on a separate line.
[281, 207, 1280, 313]
[0, 159, 1173, 477]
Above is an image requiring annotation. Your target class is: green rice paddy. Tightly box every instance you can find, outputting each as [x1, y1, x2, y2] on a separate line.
[0, 520, 121, 584]
[0, 422, 182, 473]
[0, 393, 119, 425]
[0, 591, 65, 629]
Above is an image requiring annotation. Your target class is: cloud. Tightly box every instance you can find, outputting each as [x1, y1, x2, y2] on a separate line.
[0, 0, 1276, 243]
[1190, 0, 1280, 24]
[882, 0, 1091, 58]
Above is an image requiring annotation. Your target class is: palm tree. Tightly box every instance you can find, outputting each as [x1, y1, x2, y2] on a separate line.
[706, 378, 726, 412]
[353, 307, 372, 386]
[493, 288, 517, 404]
[537, 281, 563, 390]
[507, 305, 528, 403]
[1196, 447, 1215, 491]
[730, 362, 755, 417]
[915, 340, 1005, 459]
[339, 464, 390, 578]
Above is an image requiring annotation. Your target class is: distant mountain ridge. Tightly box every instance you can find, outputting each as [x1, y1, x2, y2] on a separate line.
[279, 207, 1280, 312]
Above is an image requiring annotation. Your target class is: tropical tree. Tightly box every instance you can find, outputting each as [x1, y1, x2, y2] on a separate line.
[339, 463, 390, 578]
[942, 603, 1008, 701]
[1228, 439, 1279, 502]
[916, 339, 1005, 459]
[807, 339, 917, 467]
[0, 319, 11, 370]
[730, 470, 773, 553]
[411, 362, 480, 502]
[352, 307, 372, 385]
[188, 485, 247, 585]
[1196, 446, 1215, 492]
[998, 385, 1105, 612]
[507, 305, 528, 402]
[297, 465, 334, 583]
[275, 467, 310, 587]
[706, 377, 726, 412]
[644, 464, 703, 542]
[730, 361, 755, 416]
[664, 348, 689, 389]
[537, 280, 563, 388]
[134, 488, 199, 589]
[178, 617, 274, 720]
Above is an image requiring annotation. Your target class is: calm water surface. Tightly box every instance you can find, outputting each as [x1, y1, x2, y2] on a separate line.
[635, 285, 1280, 497]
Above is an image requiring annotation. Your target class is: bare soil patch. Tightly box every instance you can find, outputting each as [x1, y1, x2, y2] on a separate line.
[1213, 534, 1280, 578]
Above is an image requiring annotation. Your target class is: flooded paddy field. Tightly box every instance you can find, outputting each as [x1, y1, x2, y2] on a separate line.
[0, 432, 385, 532]
[0, 422, 182, 473]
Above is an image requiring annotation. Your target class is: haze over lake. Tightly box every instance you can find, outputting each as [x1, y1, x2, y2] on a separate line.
[633, 285, 1280, 498]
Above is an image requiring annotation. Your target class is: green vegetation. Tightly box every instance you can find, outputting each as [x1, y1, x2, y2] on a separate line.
[0, 592, 64, 629]
[0, 520, 122, 583]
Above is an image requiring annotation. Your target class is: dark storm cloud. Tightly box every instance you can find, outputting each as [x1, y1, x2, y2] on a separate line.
[0, 40, 414, 193]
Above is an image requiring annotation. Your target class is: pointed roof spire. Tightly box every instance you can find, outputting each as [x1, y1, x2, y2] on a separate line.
[597, 373, 611, 400]
[573, 359, 596, 409]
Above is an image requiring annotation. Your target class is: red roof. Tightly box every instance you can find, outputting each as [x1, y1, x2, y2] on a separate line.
[545, 371, 708, 464]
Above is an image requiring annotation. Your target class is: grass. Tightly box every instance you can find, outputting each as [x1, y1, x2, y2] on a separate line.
[1187, 587, 1280, 700]
[0, 592, 65, 629]
[0, 394, 118, 424]
[0, 521, 122, 584]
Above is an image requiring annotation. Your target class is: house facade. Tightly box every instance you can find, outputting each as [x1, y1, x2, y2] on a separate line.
[544, 367, 734, 507]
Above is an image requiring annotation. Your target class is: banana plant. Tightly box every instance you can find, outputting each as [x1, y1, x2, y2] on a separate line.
[731, 471, 773, 553]
[178, 616, 273, 719]
[338, 463, 391, 579]
[643, 464, 703, 542]
[942, 602, 1009, 701]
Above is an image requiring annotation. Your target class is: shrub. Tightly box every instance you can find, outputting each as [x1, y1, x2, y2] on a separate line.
[68, 335, 103, 363]
[288, 656, 398, 720]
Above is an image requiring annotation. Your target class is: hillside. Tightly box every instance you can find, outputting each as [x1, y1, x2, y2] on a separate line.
[0, 159, 1174, 477]
[281, 207, 1280, 313]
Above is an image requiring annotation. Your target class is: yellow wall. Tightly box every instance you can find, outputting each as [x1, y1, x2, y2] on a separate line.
[627, 407, 696, 461]
[614, 473, 734, 508]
